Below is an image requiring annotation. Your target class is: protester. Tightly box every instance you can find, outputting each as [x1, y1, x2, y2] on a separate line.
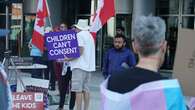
[108, 15, 168, 92]
[59, 23, 67, 31]
[100, 16, 187, 110]
[102, 34, 136, 79]
[52, 25, 62, 83]
[0, 64, 12, 110]
[56, 62, 72, 110]
[28, 38, 43, 78]
[68, 25, 77, 110]
[64, 19, 95, 110]
[43, 26, 56, 90]
[56, 23, 75, 110]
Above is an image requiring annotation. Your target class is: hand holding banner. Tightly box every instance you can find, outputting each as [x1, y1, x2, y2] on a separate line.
[45, 30, 80, 60]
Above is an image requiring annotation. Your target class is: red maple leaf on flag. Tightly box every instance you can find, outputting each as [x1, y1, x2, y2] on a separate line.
[36, 10, 45, 27]
[32, 0, 50, 52]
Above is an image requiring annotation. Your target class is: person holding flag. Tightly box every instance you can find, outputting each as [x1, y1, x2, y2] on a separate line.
[89, 0, 115, 41]
[29, 0, 50, 79]
[31, 0, 50, 52]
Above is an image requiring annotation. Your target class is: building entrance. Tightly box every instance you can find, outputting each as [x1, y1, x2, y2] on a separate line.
[157, 0, 195, 69]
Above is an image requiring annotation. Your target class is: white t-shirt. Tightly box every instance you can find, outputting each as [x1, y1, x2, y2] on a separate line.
[70, 30, 96, 72]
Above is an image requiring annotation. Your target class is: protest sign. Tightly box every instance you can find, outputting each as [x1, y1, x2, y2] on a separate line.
[173, 29, 195, 96]
[16, 77, 49, 108]
[12, 92, 44, 110]
[45, 30, 80, 60]
[17, 77, 49, 92]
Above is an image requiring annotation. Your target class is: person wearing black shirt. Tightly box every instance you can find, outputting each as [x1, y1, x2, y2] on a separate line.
[108, 16, 168, 93]
[104, 16, 186, 110]
[108, 67, 167, 93]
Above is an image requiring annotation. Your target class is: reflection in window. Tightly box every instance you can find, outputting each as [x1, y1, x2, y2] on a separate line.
[182, 17, 194, 29]
[183, 0, 195, 14]
[157, 0, 179, 14]
[23, 15, 35, 56]
[78, 0, 91, 14]
[161, 16, 178, 69]
[9, 3, 22, 56]
[116, 14, 132, 48]
[116, 14, 131, 38]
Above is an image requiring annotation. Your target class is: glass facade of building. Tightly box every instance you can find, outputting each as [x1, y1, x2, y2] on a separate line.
[0, 0, 194, 69]
[157, 0, 195, 69]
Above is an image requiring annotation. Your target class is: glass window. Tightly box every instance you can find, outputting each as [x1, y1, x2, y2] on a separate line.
[161, 16, 178, 69]
[182, 17, 194, 29]
[0, 3, 12, 13]
[157, 0, 179, 14]
[22, 15, 36, 56]
[0, 15, 6, 28]
[9, 3, 22, 56]
[0, 9, 6, 60]
[78, 0, 91, 14]
[116, 14, 132, 37]
[161, 16, 178, 43]
[183, 0, 195, 14]
[116, 14, 132, 48]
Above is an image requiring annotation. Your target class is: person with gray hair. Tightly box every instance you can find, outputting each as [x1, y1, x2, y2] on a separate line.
[107, 16, 168, 93]
[100, 16, 186, 110]
[132, 16, 166, 58]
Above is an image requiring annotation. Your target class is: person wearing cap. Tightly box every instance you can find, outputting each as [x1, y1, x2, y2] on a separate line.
[64, 19, 95, 110]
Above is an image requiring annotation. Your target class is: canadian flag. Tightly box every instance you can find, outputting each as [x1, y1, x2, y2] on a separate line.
[32, 0, 49, 52]
[89, 0, 115, 41]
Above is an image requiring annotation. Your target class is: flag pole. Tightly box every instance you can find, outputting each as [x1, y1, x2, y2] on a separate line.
[48, 16, 53, 31]
[45, 0, 53, 31]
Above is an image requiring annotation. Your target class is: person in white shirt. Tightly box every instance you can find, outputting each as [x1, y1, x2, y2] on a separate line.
[65, 19, 95, 110]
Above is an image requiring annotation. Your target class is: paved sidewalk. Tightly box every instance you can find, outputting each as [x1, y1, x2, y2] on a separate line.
[48, 71, 104, 110]
[49, 70, 194, 110]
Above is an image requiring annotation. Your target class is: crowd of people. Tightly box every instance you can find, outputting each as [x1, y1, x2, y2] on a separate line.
[1, 15, 195, 110]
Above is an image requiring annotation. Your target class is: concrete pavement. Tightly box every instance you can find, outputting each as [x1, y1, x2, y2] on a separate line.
[48, 71, 104, 110]
[48, 70, 193, 110]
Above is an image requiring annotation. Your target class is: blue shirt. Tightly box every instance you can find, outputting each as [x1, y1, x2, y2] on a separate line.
[30, 44, 42, 57]
[103, 47, 136, 78]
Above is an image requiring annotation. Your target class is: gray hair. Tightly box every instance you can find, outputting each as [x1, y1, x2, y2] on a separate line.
[132, 16, 166, 57]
